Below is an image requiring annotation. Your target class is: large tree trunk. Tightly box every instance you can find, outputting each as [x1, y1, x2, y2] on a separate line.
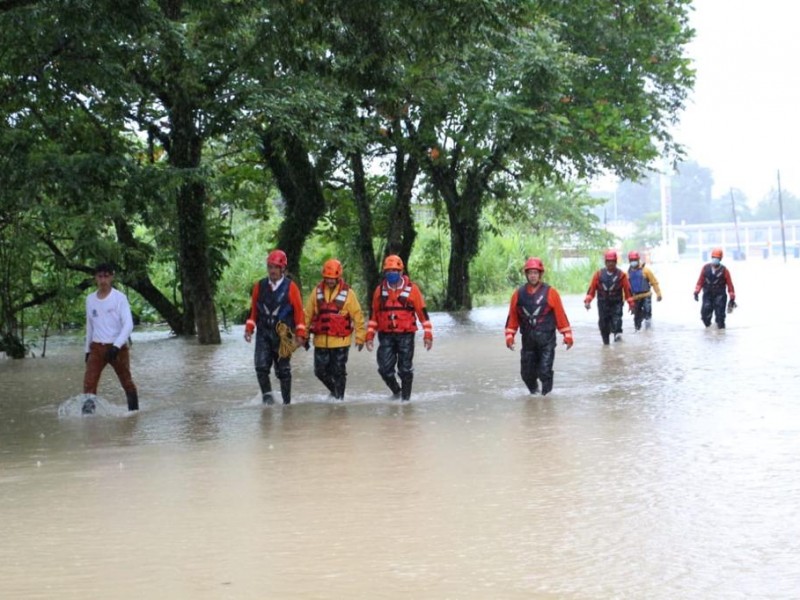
[260, 131, 327, 290]
[432, 167, 483, 311]
[114, 218, 186, 334]
[350, 152, 380, 299]
[386, 150, 419, 270]
[169, 114, 220, 344]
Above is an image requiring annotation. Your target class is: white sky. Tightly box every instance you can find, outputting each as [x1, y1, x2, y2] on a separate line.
[673, 0, 800, 204]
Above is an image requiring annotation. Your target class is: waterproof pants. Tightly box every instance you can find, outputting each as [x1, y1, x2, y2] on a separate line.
[376, 332, 415, 400]
[597, 299, 624, 344]
[314, 347, 350, 400]
[520, 330, 557, 395]
[254, 331, 292, 404]
[632, 296, 653, 330]
[701, 292, 728, 328]
[83, 342, 137, 395]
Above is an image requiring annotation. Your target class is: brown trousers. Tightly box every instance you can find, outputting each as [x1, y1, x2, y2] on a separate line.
[83, 342, 137, 394]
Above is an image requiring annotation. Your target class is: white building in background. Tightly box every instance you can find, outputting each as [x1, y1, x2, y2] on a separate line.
[673, 219, 800, 260]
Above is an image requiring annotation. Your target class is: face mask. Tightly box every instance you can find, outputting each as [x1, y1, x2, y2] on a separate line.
[630, 260, 639, 268]
[711, 258, 721, 267]
[385, 271, 402, 285]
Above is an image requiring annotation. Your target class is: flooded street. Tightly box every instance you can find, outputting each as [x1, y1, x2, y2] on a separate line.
[2, 259, 799, 599]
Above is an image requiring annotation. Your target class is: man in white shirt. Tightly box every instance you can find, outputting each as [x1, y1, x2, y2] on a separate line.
[83, 263, 138, 413]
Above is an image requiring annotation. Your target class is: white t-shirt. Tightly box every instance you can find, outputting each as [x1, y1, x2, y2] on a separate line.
[85, 288, 134, 352]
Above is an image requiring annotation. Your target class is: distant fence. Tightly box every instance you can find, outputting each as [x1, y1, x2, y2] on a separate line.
[673, 219, 800, 260]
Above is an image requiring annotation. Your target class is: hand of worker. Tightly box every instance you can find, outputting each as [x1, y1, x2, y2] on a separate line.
[105, 345, 119, 363]
[85, 352, 90, 363]
[506, 335, 515, 351]
[365, 339, 374, 352]
[657, 295, 662, 302]
[584, 302, 591, 311]
[693, 292, 699, 302]
[244, 330, 252, 343]
[563, 335, 573, 350]
[356, 343, 364, 352]
[423, 337, 432, 351]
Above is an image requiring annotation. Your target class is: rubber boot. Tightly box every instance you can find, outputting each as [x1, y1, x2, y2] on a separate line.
[382, 375, 401, 399]
[126, 390, 139, 411]
[82, 394, 96, 415]
[400, 377, 412, 402]
[280, 378, 292, 405]
[333, 377, 346, 401]
[322, 377, 336, 396]
[541, 376, 553, 396]
[257, 371, 274, 403]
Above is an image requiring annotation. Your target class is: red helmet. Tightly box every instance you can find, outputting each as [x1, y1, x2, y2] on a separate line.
[604, 249, 618, 262]
[711, 247, 723, 259]
[523, 257, 545, 273]
[322, 258, 342, 279]
[628, 250, 640, 261]
[382, 254, 404, 271]
[267, 249, 288, 268]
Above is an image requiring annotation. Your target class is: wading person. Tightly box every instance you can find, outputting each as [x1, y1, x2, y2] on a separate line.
[304, 259, 366, 401]
[505, 257, 573, 396]
[693, 247, 736, 329]
[627, 250, 662, 331]
[244, 249, 307, 405]
[365, 255, 433, 401]
[584, 249, 635, 345]
[82, 263, 138, 414]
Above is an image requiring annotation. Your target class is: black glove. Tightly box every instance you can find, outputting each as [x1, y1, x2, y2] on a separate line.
[85, 352, 90, 363]
[693, 293, 699, 302]
[105, 345, 119, 363]
[727, 299, 737, 313]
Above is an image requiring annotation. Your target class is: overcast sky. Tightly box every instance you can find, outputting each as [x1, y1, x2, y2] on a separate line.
[673, 0, 800, 204]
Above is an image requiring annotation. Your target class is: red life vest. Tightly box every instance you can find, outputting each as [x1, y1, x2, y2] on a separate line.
[376, 276, 418, 333]
[310, 281, 353, 337]
[516, 283, 555, 335]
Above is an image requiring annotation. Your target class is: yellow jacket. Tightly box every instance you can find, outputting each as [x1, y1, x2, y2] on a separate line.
[304, 280, 367, 349]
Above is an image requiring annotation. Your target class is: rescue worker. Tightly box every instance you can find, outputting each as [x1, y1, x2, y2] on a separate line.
[244, 249, 307, 405]
[627, 250, 663, 331]
[505, 257, 573, 396]
[693, 247, 736, 329]
[304, 258, 366, 401]
[82, 262, 139, 414]
[365, 255, 433, 401]
[584, 249, 635, 345]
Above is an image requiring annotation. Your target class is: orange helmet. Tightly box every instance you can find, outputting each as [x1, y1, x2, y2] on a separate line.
[382, 254, 404, 271]
[711, 248, 723, 259]
[267, 249, 287, 268]
[322, 258, 342, 279]
[604, 249, 618, 262]
[628, 250, 640, 261]
[523, 257, 545, 273]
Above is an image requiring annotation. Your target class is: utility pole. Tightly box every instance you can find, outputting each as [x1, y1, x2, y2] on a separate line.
[729, 188, 742, 259]
[777, 170, 787, 262]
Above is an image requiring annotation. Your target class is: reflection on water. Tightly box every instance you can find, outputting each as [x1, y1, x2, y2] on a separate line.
[1, 259, 800, 598]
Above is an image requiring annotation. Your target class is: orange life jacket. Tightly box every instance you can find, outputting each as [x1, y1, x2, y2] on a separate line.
[310, 281, 353, 338]
[376, 277, 418, 333]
